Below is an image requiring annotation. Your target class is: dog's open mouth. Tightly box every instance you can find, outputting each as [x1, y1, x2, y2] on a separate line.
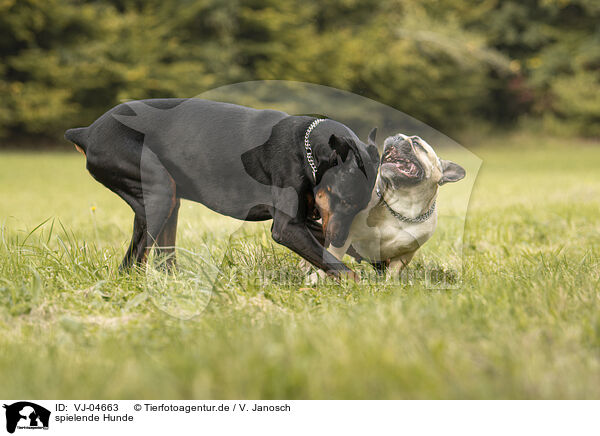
[382, 157, 421, 178]
[390, 158, 419, 177]
[381, 142, 423, 180]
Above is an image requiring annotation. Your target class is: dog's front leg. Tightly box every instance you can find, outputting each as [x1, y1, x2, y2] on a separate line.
[271, 214, 357, 281]
[387, 251, 416, 279]
[370, 259, 390, 275]
[326, 238, 352, 261]
[305, 237, 354, 285]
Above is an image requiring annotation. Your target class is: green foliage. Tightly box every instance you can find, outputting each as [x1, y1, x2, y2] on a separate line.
[0, 132, 599, 398]
[0, 0, 598, 140]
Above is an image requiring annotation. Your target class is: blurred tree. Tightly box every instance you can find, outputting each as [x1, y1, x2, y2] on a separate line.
[460, 0, 600, 134]
[0, 0, 597, 142]
[0, 0, 105, 137]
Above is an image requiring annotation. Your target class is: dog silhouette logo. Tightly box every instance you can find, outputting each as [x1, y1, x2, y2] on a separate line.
[3, 402, 50, 434]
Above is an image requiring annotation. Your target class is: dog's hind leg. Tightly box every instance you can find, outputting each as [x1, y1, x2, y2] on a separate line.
[155, 198, 180, 269]
[120, 213, 147, 270]
[139, 147, 179, 267]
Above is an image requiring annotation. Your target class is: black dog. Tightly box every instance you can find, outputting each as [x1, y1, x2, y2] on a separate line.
[65, 99, 379, 278]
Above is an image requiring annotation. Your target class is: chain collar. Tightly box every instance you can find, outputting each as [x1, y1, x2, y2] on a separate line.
[376, 186, 436, 224]
[304, 118, 326, 183]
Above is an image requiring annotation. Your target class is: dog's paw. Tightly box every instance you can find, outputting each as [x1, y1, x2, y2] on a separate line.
[306, 269, 326, 286]
[299, 259, 313, 275]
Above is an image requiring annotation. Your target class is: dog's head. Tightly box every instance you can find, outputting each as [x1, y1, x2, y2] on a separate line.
[314, 128, 380, 248]
[379, 134, 465, 190]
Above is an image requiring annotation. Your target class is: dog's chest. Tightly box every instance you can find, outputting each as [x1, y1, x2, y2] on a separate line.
[350, 206, 437, 261]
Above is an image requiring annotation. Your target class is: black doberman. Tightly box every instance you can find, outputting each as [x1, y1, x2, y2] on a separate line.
[65, 98, 379, 279]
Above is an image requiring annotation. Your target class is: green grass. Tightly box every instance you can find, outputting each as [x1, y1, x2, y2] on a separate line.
[1, 131, 599, 399]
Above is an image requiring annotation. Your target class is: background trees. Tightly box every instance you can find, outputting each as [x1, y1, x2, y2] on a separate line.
[0, 0, 598, 142]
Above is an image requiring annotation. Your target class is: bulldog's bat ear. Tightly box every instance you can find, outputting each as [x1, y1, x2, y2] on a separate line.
[367, 127, 377, 146]
[328, 134, 351, 161]
[439, 159, 466, 185]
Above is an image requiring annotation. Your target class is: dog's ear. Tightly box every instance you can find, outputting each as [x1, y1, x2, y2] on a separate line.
[367, 145, 380, 170]
[439, 159, 466, 185]
[367, 127, 377, 147]
[328, 134, 351, 161]
[348, 142, 367, 177]
[328, 150, 343, 167]
[329, 134, 369, 177]
[327, 135, 346, 168]
[365, 127, 380, 167]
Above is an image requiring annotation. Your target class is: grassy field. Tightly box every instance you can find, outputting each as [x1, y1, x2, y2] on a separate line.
[0, 131, 599, 399]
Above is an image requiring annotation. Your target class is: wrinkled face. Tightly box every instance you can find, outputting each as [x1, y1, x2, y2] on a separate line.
[315, 145, 379, 248]
[380, 134, 442, 188]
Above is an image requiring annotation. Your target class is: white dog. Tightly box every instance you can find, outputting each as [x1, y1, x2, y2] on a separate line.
[326, 133, 465, 275]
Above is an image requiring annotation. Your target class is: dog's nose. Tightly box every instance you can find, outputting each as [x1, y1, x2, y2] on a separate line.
[385, 137, 412, 154]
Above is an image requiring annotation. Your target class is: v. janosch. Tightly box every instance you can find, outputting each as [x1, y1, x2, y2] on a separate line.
[251, 404, 291, 412]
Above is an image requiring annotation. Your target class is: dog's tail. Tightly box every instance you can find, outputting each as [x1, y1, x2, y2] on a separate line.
[64, 127, 89, 156]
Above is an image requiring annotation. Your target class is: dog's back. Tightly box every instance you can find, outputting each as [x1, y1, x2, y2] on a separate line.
[65, 98, 290, 218]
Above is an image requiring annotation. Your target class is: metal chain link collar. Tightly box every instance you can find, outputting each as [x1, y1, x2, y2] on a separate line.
[303, 118, 326, 183]
[376, 186, 436, 224]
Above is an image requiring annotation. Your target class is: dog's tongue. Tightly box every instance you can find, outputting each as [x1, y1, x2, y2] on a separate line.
[396, 160, 418, 177]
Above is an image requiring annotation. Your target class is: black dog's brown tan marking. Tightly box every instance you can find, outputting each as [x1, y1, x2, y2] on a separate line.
[65, 98, 379, 278]
[315, 188, 331, 232]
